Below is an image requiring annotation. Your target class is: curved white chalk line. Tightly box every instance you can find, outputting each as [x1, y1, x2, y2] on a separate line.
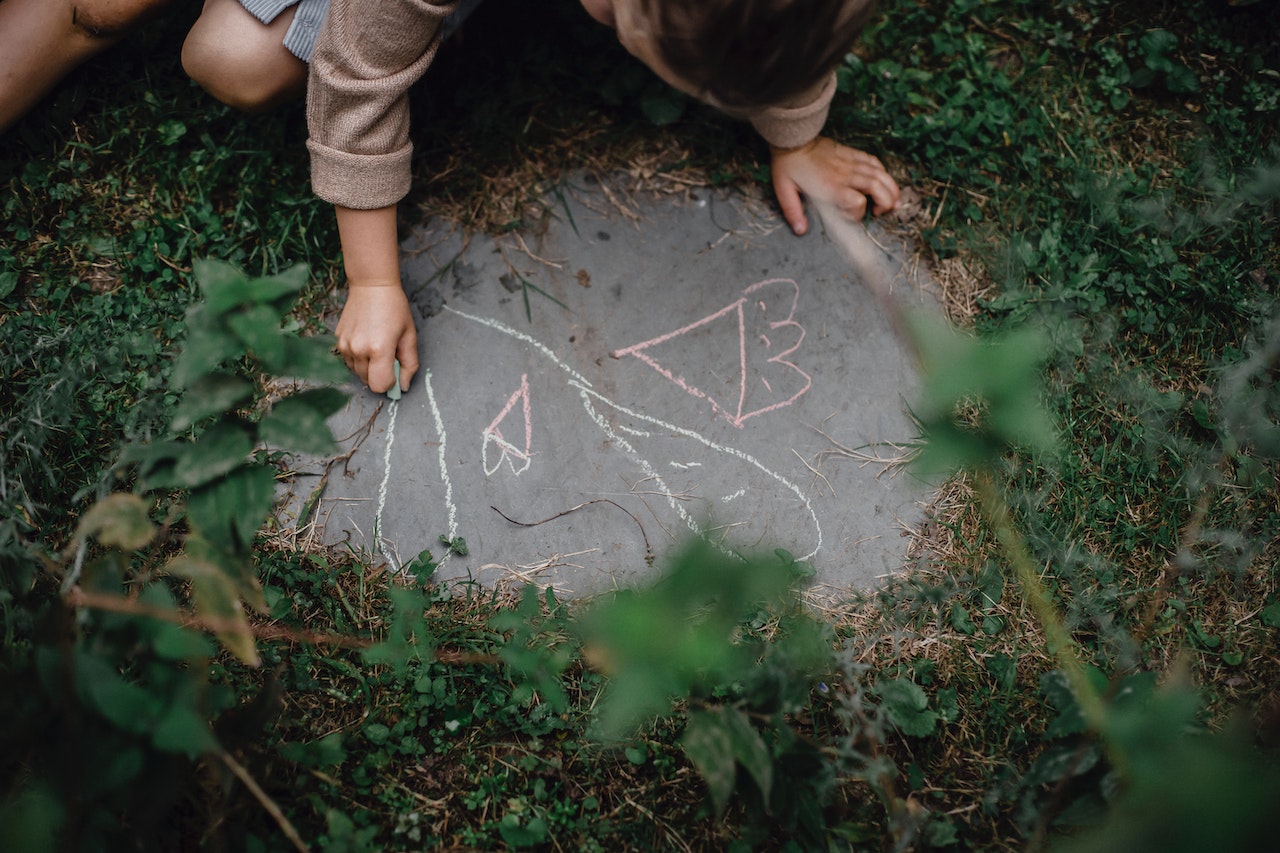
[438, 304, 823, 562]
[443, 306, 594, 388]
[373, 398, 400, 572]
[423, 369, 459, 567]
[571, 381, 822, 561]
[576, 386, 705, 543]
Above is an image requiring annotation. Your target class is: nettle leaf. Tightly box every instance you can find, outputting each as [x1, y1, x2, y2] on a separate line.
[186, 465, 277, 551]
[907, 311, 1058, 474]
[194, 259, 256, 315]
[152, 621, 216, 661]
[195, 260, 308, 316]
[170, 373, 254, 432]
[258, 389, 345, 455]
[228, 304, 286, 368]
[277, 733, 346, 768]
[173, 317, 242, 388]
[361, 586, 431, 676]
[121, 437, 185, 487]
[681, 709, 738, 817]
[171, 421, 252, 488]
[278, 335, 348, 383]
[874, 677, 938, 737]
[75, 493, 155, 551]
[167, 550, 260, 666]
[720, 706, 774, 804]
[76, 651, 160, 735]
[151, 702, 219, 758]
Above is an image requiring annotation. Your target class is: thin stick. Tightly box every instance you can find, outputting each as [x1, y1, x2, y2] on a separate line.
[491, 499, 653, 564]
[218, 749, 310, 853]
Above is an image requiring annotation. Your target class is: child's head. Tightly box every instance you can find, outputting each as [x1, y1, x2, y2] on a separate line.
[608, 0, 880, 109]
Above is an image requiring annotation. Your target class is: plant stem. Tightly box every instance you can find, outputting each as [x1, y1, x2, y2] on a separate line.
[971, 470, 1110, 737]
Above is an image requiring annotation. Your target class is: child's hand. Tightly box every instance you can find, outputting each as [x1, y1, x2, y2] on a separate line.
[770, 137, 900, 235]
[335, 283, 418, 395]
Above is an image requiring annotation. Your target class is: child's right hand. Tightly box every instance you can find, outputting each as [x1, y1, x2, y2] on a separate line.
[335, 283, 418, 395]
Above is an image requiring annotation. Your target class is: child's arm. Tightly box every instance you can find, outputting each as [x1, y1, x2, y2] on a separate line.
[306, 0, 454, 392]
[334, 205, 417, 394]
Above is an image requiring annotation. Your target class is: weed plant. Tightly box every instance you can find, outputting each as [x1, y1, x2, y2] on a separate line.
[2, 0, 1280, 850]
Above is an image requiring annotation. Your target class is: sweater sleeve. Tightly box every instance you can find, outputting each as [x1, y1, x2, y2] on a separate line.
[306, 0, 458, 209]
[744, 71, 837, 150]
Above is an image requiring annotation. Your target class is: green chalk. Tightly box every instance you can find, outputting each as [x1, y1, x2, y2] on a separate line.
[387, 360, 402, 401]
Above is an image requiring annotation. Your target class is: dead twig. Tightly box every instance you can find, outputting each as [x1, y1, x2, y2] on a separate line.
[491, 499, 653, 565]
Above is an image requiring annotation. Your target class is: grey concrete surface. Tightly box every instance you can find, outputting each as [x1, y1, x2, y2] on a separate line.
[278, 175, 939, 597]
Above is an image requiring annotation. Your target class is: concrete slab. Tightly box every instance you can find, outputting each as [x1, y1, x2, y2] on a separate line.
[279, 174, 939, 597]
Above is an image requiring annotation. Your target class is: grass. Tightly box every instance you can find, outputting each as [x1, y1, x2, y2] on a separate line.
[3, 0, 1280, 850]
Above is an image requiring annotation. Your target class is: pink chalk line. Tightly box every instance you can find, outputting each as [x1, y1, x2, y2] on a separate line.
[611, 278, 812, 428]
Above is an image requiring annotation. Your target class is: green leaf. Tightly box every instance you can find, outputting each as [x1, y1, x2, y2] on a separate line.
[1261, 600, 1280, 629]
[170, 373, 254, 432]
[167, 550, 260, 666]
[279, 335, 348, 383]
[681, 709, 738, 817]
[195, 260, 308, 316]
[186, 464, 275, 550]
[76, 651, 159, 734]
[498, 813, 548, 848]
[153, 621, 216, 661]
[277, 733, 346, 768]
[171, 421, 252, 488]
[258, 394, 340, 455]
[173, 315, 243, 387]
[228, 304, 286, 368]
[75, 493, 155, 551]
[1166, 63, 1199, 94]
[874, 678, 938, 737]
[258, 394, 337, 455]
[720, 706, 774, 804]
[151, 702, 219, 757]
[0, 270, 17, 300]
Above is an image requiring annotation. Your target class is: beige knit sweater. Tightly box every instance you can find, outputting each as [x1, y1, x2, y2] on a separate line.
[306, 0, 835, 210]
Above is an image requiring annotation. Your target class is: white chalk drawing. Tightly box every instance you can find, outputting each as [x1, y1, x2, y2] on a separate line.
[436, 306, 821, 560]
[366, 290, 828, 577]
[482, 373, 534, 476]
[611, 278, 812, 428]
[373, 397, 401, 571]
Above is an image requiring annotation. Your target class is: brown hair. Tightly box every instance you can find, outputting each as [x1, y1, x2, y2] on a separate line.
[638, 0, 879, 109]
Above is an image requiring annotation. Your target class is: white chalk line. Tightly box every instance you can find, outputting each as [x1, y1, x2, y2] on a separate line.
[431, 305, 821, 563]
[423, 369, 458, 566]
[444, 305, 594, 388]
[571, 381, 822, 561]
[373, 398, 401, 572]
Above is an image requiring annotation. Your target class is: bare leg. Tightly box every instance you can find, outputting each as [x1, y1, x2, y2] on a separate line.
[181, 0, 307, 113]
[0, 0, 171, 134]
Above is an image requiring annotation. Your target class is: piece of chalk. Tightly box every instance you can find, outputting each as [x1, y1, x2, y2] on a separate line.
[387, 360, 402, 401]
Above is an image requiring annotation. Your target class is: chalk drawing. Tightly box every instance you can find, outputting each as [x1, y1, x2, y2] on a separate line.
[424, 370, 459, 563]
[373, 398, 401, 572]
[611, 278, 812, 428]
[482, 373, 534, 476]
[360, 306, 824, 563]
[572, 381, 822, 560]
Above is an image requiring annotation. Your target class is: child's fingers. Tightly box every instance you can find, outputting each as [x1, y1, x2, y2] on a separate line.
[365, 352, 397, 394]
[396, 331, 420, 392]
[772, 174, 809, 235]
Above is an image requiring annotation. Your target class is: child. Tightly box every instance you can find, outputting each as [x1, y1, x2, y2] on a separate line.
[308, 0, 902, 396]
[0, 0, 321, 133]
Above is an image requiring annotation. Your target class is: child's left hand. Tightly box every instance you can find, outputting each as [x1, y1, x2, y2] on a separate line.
[770, 136, 900, 235]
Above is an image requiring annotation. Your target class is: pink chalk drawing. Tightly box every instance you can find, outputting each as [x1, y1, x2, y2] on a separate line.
[611, 278, 811, 428]
[482, 373, 534, 476]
